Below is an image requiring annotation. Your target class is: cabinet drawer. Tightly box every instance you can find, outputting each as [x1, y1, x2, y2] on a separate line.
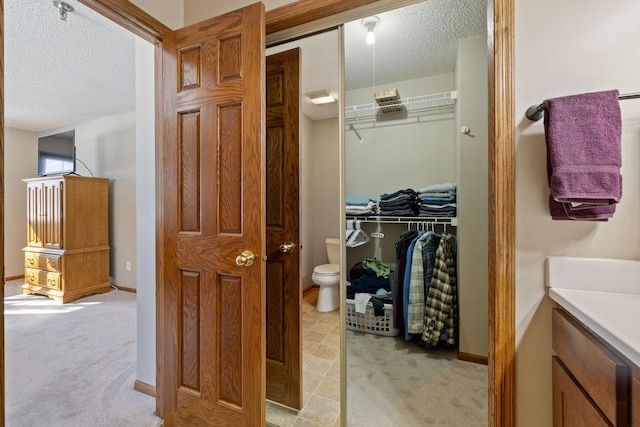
[552, 309, 628, 425]
[24, 268, 61, 290]
[24, 252, 60, 272]
[552, 357, 609, 427]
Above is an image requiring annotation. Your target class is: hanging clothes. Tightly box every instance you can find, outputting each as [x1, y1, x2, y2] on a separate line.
[421, 232, 441, 303]
[403, 231, 425, 340]
[421, 233, 457, 348]
[391, 230, 418, 331]
[406, 231, 438, 335]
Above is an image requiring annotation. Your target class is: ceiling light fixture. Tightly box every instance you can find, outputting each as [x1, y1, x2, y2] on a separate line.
[361, 16, 380, 45]
[306, 91, 336, 105]
[53, 0, 74, 21]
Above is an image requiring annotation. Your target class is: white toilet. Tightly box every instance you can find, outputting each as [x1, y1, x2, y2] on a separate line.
[312, 238, 341, 312]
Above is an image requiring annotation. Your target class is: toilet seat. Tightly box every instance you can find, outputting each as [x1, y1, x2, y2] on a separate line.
[313, 264, 339, 276]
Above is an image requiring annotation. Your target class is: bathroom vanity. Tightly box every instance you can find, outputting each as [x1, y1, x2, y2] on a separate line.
[546, 257, 640, 426]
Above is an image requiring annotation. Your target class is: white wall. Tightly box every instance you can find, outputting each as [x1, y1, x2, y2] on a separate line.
[515, 1, 640, 425]
[4, 128, 38, 278]
[42, 113, 138, 289]
[455, 34, 488, 358]
[129, 0, 185, 390]
[135, 37, 157, 387]
[300, 114, 314, 289]
[310, 118, 342, 286]
[344, 73, 456, 199]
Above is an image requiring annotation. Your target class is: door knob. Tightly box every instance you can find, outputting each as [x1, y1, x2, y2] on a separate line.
[235, 250, 255, 267]
[279, 241, 295, 253]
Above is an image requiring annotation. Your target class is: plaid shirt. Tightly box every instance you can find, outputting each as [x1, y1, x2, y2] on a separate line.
[421, 233, 457, 347]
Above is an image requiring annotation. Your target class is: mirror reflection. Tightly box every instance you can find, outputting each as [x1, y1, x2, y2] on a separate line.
[344, 1, 489, 425]
[265, 29, 342, 427]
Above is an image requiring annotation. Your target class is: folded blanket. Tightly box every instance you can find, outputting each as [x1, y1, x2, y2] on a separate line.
[417, 191, 456, 198]
[544, 90, 622, 218]
[416, 182, 456, 193]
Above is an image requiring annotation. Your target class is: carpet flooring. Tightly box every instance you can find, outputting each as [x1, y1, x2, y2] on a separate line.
[4, 281, 161, 427]
[346, 331, 488, 426]
[4, 281, 487, 426]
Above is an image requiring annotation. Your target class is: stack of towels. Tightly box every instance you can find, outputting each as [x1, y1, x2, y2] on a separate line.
[378, 189, 419, 216]
[416, 182, 457, 217]
[544, 90, 622, 221]
[345, 196, 377, 216]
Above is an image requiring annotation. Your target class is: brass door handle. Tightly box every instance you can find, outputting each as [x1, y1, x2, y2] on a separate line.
[279, 241, 295, 253]
[235, 250, 255, 267]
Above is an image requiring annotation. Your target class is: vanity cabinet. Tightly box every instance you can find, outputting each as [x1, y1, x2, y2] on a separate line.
[552, 308, 634, 426]
[633, 368, 640, 426]
[22, 175, 110, 303]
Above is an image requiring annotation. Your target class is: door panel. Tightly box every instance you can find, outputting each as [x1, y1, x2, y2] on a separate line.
[42, 180, 62, 249]
[265, 49, 301, 409]
[159, 3, 266, 426]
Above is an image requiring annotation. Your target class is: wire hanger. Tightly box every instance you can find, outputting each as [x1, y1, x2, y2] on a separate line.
[346, 220, 370, 247]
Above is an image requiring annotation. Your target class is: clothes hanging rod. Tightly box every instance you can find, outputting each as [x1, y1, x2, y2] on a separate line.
[525, 91, 640, 121]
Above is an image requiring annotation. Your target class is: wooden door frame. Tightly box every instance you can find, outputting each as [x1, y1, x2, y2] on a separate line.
[0, 0, 515, 425]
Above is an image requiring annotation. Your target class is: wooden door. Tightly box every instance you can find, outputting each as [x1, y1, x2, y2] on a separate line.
[265, 49, 301, 409]
[158, 3, 266, 426]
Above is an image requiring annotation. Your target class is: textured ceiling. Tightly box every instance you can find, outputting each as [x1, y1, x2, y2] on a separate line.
[5, 0, 136, 132]
[5, 0, 486, 130]
[344, 0, 487, 90]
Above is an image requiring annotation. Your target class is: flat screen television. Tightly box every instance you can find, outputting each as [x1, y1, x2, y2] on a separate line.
[37, 130, 76, 176]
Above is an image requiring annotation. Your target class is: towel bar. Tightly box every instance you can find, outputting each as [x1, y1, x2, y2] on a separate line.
[525, 91, 640, 121]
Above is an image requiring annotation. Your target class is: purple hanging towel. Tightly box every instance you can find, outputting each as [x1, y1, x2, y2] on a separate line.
[544, 90, 622, 220]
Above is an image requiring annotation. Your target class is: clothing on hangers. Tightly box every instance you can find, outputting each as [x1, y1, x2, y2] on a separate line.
[391, 230, 418, 331]
[421, 233, 457, 348]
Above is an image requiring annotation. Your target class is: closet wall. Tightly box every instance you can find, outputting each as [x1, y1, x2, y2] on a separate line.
[345, 72, 456, 269]
[345, 35, 489, 360]
[455, 34, 489, 358]
[345, 73, 456, 198]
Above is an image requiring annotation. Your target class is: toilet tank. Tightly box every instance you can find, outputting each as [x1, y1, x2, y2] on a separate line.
[325, 238, 340, 265]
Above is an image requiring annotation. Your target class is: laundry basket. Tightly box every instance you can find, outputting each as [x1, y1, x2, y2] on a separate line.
[345, 298, 399, 337]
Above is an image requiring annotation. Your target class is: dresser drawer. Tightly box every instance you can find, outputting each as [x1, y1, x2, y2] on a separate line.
[24, 251, 61, 272]
[24, 268, 61, 290]
[552, 308, 628, 425]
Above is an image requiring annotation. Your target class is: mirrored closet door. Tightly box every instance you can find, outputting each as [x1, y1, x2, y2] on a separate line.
[343, 1, 490, 424]
[265, 30, 342, 427]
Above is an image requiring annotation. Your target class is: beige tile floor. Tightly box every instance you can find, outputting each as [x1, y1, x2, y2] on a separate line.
[267, 288, 341, 427]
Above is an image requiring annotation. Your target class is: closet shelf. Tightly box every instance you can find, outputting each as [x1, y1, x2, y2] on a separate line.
[346, 215, 457, 227]
[345, 91, 457, 124]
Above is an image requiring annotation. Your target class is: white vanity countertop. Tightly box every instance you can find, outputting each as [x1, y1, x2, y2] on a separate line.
[546, 256, 640, 367]
[548, 287, 640, 367]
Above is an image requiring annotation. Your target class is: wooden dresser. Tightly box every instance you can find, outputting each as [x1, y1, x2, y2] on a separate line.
[22, 175, 110, 303]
